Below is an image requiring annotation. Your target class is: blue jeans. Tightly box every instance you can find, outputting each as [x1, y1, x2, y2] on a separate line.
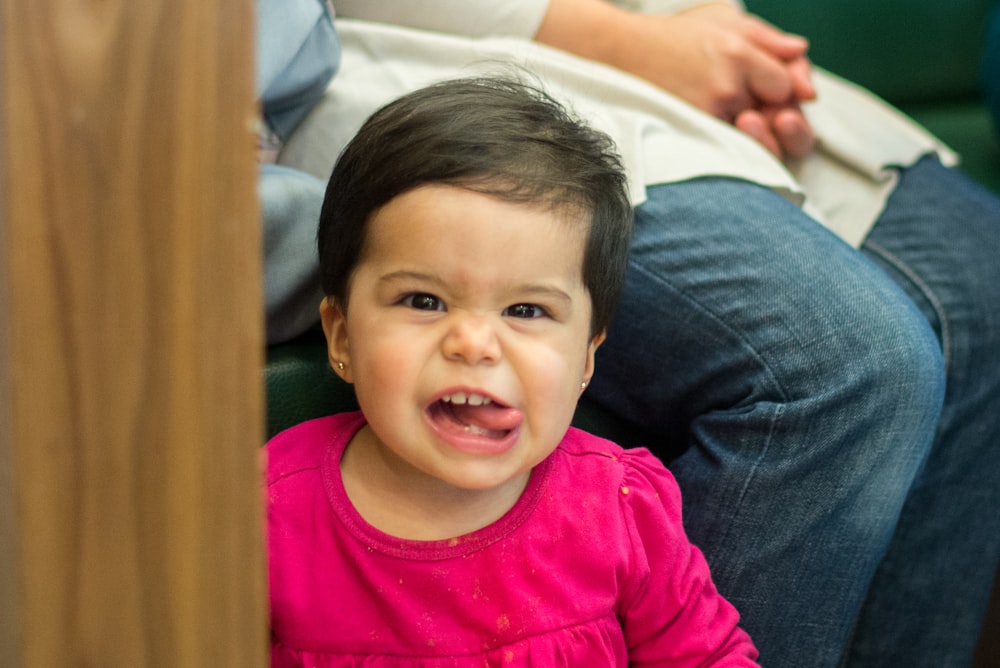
[261, 164, 327, 344]
[257, 0, 339, 140]
[588, 156, 1000, 666]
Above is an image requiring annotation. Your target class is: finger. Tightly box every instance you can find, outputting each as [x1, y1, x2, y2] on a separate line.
[786, 55, 816, 101]
[744, 49, 795, 106]
[744, 17, 815, 104]
[771, 107, 816, 159]
[734, 109, 782, 158]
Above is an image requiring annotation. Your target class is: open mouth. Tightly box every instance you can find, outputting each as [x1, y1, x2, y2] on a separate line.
[426, 391, 523, 444]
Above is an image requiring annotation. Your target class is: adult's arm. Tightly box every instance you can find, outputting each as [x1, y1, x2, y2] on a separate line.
[334, 0, 815, 158]
[333, 0, 550, 39]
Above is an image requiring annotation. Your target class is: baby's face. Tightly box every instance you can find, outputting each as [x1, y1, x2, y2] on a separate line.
[324, 184, 602, 497]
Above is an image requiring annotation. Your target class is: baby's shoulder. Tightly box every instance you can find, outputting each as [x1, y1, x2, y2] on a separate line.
[555, 428, 682, 511]
[265, 411, 364, 486]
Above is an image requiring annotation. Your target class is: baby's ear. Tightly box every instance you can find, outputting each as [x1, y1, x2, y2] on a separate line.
[319, 297, 353, 383]
[583, 329, 607, 384]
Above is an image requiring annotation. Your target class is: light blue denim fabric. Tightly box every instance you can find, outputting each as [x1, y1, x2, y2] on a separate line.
[257, 0, 339, 140]
[587, 156, 1000, 666]
[258, 0, 338, 343]
[261, 164, 327, 343]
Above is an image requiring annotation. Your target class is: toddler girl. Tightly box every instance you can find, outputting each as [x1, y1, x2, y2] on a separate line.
[267, 76, 758, 666]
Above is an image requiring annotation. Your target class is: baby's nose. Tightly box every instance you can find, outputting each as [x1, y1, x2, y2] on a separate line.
[441, 315, 501, 364]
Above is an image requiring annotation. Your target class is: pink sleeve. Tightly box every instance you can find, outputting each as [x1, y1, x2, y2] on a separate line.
[616, 448, 760, 667]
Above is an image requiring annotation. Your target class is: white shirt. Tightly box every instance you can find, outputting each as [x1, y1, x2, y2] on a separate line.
[281, 0, 954, 246]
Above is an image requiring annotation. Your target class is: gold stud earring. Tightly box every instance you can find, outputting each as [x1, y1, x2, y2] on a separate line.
[337, 361, 345, 371]
[581, 381, 588, 390]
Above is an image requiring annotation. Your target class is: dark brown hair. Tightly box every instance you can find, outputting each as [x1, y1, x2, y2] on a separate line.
[317, 75, 633, 334]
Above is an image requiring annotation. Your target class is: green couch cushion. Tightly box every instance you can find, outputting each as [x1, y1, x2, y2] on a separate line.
[907, 101, 1000, 193]
[745, 0, 993, 106]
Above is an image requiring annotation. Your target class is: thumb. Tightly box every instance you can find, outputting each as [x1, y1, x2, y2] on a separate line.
[744, 49, 795, 106]
[786, 56, 816, 101]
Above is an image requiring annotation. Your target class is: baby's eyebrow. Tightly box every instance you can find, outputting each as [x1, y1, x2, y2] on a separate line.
[512, 284, 573, 307]
[378, 270, 575, 306]
[378, 270, 443, 286]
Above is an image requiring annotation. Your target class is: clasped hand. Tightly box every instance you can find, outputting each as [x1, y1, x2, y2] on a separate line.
[537, 1, 817, 160]
[667, 3, 816, 160]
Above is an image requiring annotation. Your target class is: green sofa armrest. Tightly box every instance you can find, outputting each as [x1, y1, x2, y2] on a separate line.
[266, 334, 357, 438]
[745, 0, 992, 106]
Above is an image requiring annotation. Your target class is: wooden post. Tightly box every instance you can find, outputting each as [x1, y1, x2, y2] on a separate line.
[0, 0, 267, 665]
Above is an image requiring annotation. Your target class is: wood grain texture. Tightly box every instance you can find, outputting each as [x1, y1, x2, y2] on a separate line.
[0, 0, 266, 665]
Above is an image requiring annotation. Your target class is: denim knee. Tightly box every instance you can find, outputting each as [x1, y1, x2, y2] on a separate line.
[591, 177, 946, 463]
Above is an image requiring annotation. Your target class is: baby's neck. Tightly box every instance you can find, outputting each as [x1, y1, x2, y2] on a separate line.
[340, 426, 530, 542]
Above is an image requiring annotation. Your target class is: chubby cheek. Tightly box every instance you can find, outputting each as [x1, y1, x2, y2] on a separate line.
[519, 345, 588, 427]
[352, 342, 416, 404]
[347, 319, 437, 412]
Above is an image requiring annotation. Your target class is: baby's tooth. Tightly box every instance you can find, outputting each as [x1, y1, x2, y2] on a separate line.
[443, 392, 493, 406]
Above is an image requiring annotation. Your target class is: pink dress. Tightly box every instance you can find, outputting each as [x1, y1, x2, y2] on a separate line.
[268, 411, 758, 666]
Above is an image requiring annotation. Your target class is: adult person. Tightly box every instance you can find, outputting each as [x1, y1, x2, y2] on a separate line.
[270, 1, 1000, 665]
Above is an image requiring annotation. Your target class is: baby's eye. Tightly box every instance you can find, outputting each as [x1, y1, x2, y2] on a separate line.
[504, 303, 546, 319]
[402, 293, 444, 311]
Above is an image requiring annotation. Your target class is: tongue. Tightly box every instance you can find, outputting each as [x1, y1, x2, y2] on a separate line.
[449, 402, 522, 432]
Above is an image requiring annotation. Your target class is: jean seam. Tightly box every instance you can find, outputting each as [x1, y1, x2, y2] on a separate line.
[861, 240, 951, 371]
